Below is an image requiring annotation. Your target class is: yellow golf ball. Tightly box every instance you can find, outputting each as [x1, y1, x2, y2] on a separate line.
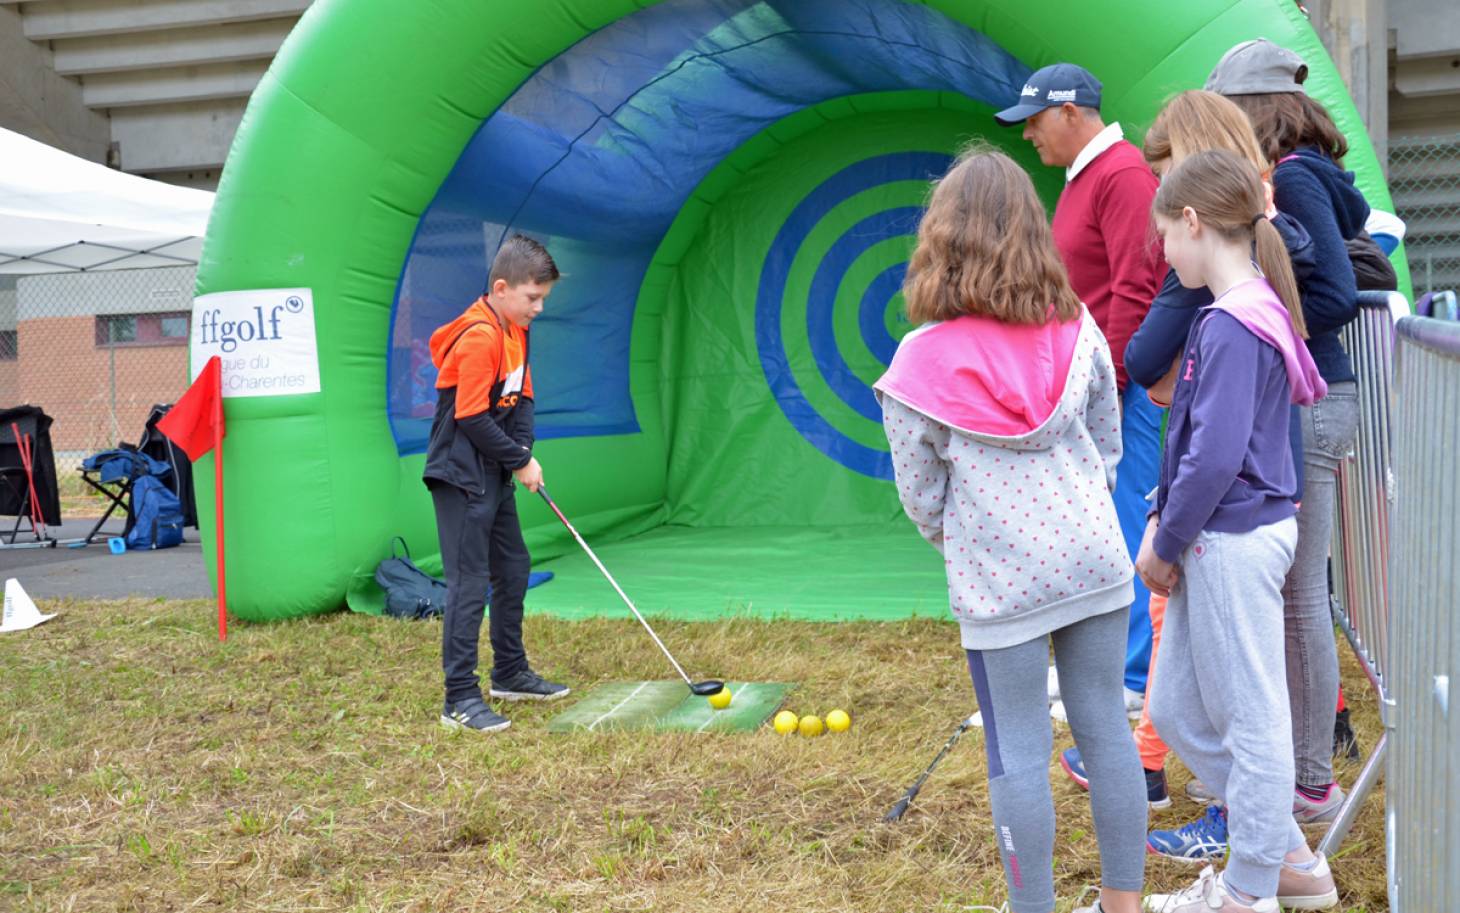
[773, 710, 799, 735]
[707, 686, 732, 710]
[826, 709, 851, 733]
[798, 714, 824, 737]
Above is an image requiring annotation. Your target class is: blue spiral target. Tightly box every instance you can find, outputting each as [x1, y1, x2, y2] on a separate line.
[755, 152, 952, 480]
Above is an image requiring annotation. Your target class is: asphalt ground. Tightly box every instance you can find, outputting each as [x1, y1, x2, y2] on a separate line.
[0, 516, 212, 600]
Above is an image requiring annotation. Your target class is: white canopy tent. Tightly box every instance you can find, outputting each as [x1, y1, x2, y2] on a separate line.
[0, 126, 213, 275]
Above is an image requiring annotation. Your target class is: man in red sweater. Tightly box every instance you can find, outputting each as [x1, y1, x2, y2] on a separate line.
[996, 64, 1165, 747]
[996, 63, 1161, 389]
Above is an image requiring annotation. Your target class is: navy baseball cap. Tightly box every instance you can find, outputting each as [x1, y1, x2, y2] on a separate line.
[994, 63, 1103, 126]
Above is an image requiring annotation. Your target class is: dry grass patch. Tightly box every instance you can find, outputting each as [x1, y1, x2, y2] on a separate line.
[0, 599, 1387, 911]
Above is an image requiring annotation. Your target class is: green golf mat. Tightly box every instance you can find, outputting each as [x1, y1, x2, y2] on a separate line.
[525, 523, 947, 622]
[547, 681, 792, 733]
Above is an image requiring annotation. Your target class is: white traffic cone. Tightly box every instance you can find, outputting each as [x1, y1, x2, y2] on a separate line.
[0, 578, 55, 633]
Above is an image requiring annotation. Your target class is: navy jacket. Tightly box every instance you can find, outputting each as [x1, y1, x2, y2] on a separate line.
[1125, 213, 1316, 388]
[1126, 214, 1314, 492]
[1272, 146, 1369, 384]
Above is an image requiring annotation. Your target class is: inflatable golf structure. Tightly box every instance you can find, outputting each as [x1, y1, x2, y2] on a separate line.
[195, 0, 1397, 623]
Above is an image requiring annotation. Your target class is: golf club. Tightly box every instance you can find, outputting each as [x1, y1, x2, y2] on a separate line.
[537, 484, 725, 697]
[883, 714, 978, 822]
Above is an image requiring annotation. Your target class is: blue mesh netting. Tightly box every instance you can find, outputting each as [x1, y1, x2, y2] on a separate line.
[388, 0, 1031, 453]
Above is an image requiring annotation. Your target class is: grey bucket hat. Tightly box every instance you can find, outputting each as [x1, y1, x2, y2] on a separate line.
[1205, 38, 1308, 95]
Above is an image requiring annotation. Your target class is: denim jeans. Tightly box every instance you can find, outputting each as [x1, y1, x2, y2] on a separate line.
[1285, 382, 1359, 787]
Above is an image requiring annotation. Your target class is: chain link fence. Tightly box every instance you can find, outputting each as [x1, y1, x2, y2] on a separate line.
[1389, 133, 1460, 300]
[0, 266, 193, 517]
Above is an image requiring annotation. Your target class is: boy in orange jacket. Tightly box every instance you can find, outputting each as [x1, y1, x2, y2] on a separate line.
[423, 234, 567, 733]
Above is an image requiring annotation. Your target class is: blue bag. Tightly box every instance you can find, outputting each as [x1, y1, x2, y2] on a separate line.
[126, 475, 185, 550]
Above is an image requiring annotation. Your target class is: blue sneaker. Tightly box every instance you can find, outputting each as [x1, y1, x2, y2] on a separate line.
[1060, 747, 1171, 809]
[1060, 747, 1091, 788]
[1147, 804, 1228, 863]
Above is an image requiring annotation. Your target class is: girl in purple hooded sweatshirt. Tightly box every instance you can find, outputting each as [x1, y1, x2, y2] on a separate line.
[1137, 149, 1337, 913]
[876, 146, 1145, 913]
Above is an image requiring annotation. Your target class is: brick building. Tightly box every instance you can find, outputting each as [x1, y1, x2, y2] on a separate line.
[0, 267, 193, 460]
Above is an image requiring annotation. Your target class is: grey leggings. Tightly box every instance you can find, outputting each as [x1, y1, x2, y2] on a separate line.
[1286, 383, 1359, 786]
[966, 609, 1147, 913]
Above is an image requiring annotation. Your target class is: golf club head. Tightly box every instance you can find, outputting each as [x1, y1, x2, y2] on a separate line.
[690, 680, 726, 696]
[883, 794, 914, 823]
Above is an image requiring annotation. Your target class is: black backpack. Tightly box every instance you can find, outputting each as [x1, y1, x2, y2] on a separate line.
[1346, 231, 1398, 291]
[374, 538, 448, 620]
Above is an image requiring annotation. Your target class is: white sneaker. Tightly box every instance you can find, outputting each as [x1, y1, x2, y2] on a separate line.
[1185, 777, 1219, 804]
[1125, 686, 1146, 721]
[1144, 867, 1279, 912]
[1292, 784, 1345, 825]
[1048, 664, 1062, 701]
[1050, 699, 1068, 723]
[1277, 853, 1339, 909]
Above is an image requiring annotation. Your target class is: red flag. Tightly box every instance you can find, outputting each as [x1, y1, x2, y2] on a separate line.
[158, 356, 228, 641]
[157, 356, 224, 461]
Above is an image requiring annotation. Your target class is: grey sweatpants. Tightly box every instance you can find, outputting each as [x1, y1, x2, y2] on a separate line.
[1149, 517, 1303, 899]
[1286, 383, 1358, 787]
[966, 608, 1147, 913]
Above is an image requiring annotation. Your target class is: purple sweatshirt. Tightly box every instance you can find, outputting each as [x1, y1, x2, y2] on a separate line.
[1152, 279, 1325, 563]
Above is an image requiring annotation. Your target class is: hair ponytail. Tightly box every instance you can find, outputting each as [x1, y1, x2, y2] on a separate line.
[1253, 217, 1307, 338]
[1154, 149, 1307, 339]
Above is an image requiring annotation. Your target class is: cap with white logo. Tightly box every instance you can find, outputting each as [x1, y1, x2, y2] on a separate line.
[994, 63, 1103, 126]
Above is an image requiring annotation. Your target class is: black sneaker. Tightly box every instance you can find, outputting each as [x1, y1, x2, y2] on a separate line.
[489, 668, 570, 702]
[1333, 709, 1361, 761]
[1146, 766, 1172, 810]
[440, 697, 511, 733]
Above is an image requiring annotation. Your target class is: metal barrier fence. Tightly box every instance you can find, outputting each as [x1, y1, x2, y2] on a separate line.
[1321, 290, 1403, 857]
[0, 266, 193, 511]
[1387, 314, 1460, 913]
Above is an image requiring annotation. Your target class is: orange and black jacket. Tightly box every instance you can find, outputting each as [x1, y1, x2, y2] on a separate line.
[422, 298, 534, 495]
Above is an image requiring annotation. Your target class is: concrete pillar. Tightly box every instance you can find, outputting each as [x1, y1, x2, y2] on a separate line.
[1306, 0, 1389, 170]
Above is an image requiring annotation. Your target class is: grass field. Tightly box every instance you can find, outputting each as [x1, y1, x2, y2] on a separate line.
[0, 599, 1388, 912]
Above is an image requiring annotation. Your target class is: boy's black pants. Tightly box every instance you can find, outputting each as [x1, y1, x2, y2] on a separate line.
[430, 480, 531, 703]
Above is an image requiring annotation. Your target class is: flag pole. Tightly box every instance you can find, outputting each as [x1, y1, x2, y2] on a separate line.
[155, 354, 227, 640]
[214, 390, 226, 642]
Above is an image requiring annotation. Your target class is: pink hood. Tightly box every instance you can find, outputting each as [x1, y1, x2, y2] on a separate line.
[874, 311, 1082, 439]
[1210, 278, 1327, 407]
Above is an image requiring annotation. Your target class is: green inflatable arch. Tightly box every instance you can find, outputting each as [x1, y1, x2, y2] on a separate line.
[197, 0, 1398, 621]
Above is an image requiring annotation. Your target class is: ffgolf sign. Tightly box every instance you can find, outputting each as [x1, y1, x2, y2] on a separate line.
[189, 288, 322, 397]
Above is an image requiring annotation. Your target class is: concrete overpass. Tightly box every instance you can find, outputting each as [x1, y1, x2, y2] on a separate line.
[0, 0, 308, 189]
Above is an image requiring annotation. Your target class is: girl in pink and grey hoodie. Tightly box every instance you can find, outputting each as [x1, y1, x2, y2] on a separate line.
[876, 147, 1145, 913]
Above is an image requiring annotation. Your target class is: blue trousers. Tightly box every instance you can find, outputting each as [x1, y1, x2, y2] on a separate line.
[1114, 383, 1161, 693]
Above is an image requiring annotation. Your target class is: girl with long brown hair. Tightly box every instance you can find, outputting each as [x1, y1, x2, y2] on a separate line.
[877, 145, 1146, 913]
[1125, 89, 1318, 402]
[1208, 39, 1370, 832]
[1137, 149, 1336, 913]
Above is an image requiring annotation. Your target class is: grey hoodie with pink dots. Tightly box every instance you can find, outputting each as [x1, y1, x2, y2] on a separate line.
[875, 308, 1134, 650]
